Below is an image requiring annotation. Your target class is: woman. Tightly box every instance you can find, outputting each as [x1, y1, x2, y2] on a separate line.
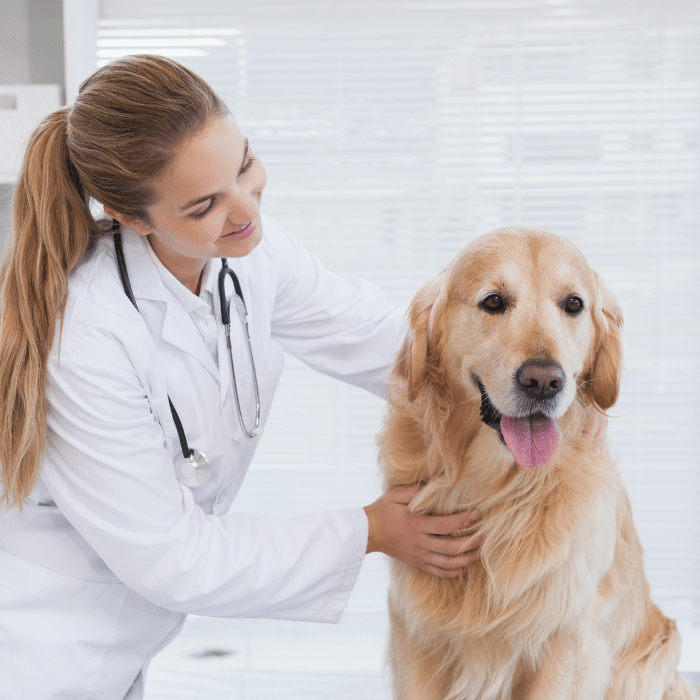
[0, 55, 485, 699]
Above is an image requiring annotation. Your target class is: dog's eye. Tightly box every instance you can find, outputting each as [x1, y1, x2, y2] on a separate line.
[480, 294, 506, 314]
[564, 296, 584, 316]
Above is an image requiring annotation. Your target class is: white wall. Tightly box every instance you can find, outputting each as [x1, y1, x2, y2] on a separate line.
[0, 0, 31, 85]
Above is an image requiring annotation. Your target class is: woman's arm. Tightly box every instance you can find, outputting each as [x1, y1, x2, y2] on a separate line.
[43, 295, 367, 623]
[267, 216, 407, 398]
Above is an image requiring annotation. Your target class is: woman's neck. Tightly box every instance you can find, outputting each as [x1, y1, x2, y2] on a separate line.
[147, 234, 206, 295]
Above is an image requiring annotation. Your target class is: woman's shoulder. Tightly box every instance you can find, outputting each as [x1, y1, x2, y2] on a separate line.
[68, 235, 137, 315]
[55, 235, 144, 355]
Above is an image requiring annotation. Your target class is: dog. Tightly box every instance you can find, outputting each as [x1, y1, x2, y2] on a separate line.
[378, 227, 698, 700]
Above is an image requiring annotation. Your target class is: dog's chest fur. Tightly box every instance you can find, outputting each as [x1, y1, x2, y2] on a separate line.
[389, 437, 620, 648]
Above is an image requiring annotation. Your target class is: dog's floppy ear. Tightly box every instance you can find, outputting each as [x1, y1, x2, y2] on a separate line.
[585, 273, 623, 410]
[395, 276, 446, 403]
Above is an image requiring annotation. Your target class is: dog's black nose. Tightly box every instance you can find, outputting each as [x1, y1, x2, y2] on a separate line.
[517, 361, 565, 400]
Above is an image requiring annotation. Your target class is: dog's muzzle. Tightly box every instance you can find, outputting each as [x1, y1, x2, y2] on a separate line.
[474, 376, 562, 468]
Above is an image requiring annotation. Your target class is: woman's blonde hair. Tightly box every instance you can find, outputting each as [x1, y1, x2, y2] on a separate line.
[0, 54, 228, 509]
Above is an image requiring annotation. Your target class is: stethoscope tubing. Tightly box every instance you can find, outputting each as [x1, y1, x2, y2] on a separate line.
[113, 231, 261, 486]
[219, 258, 261, 439]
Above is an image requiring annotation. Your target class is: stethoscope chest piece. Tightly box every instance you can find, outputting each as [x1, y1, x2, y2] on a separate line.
[176, 449, 211, 488]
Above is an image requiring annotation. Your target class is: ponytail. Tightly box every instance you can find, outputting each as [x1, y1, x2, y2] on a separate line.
[0, 54, 228, 509]
[0, 108, 97, 509]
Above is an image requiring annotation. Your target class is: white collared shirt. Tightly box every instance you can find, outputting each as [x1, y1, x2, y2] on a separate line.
[145, 244, 219, 365]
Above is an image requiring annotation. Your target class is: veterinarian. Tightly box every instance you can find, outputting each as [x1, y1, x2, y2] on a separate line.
[0, 55, 488, 700]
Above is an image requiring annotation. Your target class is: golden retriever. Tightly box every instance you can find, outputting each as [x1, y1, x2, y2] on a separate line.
[379, 227, 698, 700]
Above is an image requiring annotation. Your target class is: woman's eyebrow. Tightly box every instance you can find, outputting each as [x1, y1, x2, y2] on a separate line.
[180, 192, 220, 212]
[179, 138, 250, 212]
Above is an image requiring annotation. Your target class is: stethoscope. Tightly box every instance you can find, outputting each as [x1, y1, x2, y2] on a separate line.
[114, 231, 261, 488]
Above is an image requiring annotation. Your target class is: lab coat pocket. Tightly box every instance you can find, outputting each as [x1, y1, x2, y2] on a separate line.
[0, 549, 141, 700]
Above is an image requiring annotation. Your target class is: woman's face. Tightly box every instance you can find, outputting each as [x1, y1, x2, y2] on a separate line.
[111, 113, 267, 288]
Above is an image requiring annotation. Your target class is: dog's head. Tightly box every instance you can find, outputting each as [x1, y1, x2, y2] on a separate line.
[395, 227, 622, 469]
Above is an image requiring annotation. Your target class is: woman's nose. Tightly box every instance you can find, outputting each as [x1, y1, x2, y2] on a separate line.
[228, 186, 260, 222]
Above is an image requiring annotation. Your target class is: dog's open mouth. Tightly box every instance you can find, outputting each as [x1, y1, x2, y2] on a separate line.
[476, 379, 561, 469]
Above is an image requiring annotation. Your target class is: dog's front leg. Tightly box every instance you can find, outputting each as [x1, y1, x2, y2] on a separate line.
[521, 627, 613, 700]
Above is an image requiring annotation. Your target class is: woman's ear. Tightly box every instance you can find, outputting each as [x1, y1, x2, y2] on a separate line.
[103, 206, 152, 237]
[585, 273, 623, 411]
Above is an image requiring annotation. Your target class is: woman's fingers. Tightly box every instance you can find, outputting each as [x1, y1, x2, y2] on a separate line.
[364, 487, 485, 575]
[425, 509, 482, 537]
[426, 531, 484, 558]
[421, 532, 484, 577]
[420, 545, 483, 578]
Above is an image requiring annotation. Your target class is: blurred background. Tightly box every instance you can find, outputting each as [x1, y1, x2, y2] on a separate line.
[1, 0, 699, 697]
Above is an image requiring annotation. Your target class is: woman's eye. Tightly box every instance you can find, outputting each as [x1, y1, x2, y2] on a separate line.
[564, 296, 584, 315]
[190, 199, 215, 220]
[480, 294, 506, 314]
[239, 155, 256, 176]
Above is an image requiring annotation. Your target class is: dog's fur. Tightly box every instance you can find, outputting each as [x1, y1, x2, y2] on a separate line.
[379, 227, 698, 700]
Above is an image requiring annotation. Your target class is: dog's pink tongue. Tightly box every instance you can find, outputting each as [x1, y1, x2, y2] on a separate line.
[500, 415, 560, 469]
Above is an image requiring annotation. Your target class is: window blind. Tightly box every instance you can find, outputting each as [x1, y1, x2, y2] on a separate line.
[67, 0, 700, 615]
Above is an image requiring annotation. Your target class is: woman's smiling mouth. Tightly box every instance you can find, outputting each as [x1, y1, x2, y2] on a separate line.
[221, 218, 257, 241]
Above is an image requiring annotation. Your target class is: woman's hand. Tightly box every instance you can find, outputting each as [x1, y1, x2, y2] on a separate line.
[364, 485, 483, 578]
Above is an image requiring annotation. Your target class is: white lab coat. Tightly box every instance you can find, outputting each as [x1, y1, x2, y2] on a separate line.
[0, 215, 406, 700]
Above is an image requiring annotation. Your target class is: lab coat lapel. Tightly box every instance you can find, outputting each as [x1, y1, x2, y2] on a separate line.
[118, 230, 219, 382]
